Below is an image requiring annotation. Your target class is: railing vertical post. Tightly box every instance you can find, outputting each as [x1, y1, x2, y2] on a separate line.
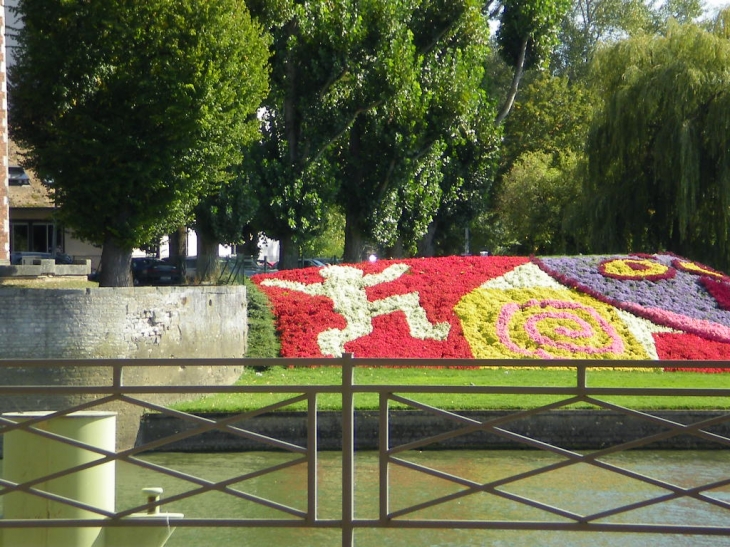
[379, 391, 390, 522]
[342, 353, 355, 547]
[112, 363, 123, 391]
[307, 391, 318, 524]
[577, 363, 587, 400]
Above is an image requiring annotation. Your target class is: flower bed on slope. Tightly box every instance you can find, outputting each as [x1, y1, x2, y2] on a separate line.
[252, 254, 730, 371]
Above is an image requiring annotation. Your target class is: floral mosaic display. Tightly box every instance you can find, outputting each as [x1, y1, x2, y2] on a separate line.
[252, 254, 730, 371]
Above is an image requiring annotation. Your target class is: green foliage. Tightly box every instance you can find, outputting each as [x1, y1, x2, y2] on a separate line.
[502, 74, 595, 168]
[246, 0, 499, 264]
[300, 206, 345, 260]
[552, 0, 704, 79]
[10, 0, 270, 260]
[243, 277, 281, 359]
[334, 0, 497, 259]
[243, 0, 360, 266]
[585, 17, 730, 269]
[482, 74, 593, 256]
[495, 151, 583, 254]
[424, 112, 502, 257]
[496, 0, 572, 70]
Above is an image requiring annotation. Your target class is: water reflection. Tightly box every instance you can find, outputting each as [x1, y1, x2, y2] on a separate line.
[115, 450, 730, 547]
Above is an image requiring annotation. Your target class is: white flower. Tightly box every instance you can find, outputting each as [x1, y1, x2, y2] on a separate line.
[615, 309, 676, 360]
[481, 263, 565, 290]
[263, 263, 449, 357]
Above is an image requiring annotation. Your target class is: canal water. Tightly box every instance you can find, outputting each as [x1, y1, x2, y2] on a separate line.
[113, 450, 730, 547]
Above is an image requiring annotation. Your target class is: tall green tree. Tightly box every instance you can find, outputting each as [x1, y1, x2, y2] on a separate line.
[10, 0, 270, 286]
[415, 0, 570, 258]
[585, 14, 730, 269]
[485, 74, 594, 255]
[246, 0, 570, 267]
[494, 0, 571, 124]
[244, 0, 365, 269]
[333, 0, 495, 261]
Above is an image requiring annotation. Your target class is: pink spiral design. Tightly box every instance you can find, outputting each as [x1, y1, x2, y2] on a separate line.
[496, 299, 625, 359]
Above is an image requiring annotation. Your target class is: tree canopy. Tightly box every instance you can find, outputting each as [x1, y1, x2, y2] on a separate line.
[242, 0, 571, 267]
[494, 0, 571, 124]
[9, 0, 270, 285]
[551, 0, 704, 79]
[585, 14, 730, 269]
[332, 0, 496, 261]
[495, 150, 582, 254]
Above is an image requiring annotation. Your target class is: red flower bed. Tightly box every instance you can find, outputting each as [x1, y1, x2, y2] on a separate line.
[254, 256, 527, 358]
[253, 254, 730, 371]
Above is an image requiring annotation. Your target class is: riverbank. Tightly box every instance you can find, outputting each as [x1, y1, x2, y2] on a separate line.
[137, 409, 730, 451]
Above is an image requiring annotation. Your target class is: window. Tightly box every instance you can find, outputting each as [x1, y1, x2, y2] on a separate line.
[10, 221, 63, 254]
[11, 223, 29, 252]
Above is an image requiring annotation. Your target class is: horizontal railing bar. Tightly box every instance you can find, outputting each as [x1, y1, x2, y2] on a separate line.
[3, 386, 729, 398]
[0, 357, 602, 367]
[350, 521, 730, 534]
[0, 386, 345, 394]
[3, 518, 730, 534]
[0, 357, 728, 370]
[358, 386, 730, 396]
[0, 519, 343, 528]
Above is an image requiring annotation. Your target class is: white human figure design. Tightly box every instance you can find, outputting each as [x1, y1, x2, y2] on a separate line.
[261, 264, 451, 356]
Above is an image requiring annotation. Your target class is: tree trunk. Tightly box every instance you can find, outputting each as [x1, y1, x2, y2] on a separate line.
[168, 226, 188, 276]
[277, 231, 299, 270]
[343, 208, 366, 263]
[495, 37, 528, 126]
[417, 220, 438, 257]
[99, 237, 133, 287]
[197, 228, 220, 283]
[342, 116, 367, 264]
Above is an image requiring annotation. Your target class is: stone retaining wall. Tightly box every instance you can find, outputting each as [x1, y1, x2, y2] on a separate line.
[0, 285, 248, 448]
[138, 409, 730, 451]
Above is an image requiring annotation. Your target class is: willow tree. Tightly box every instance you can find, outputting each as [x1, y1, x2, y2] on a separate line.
[10, 0, 270, 286]
[585, 13, 730, 269]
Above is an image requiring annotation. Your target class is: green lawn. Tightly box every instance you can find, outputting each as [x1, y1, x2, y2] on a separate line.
[173, 365, 730, 413]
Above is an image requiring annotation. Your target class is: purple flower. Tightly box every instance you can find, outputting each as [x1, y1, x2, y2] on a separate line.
[533, 255, 730, 338]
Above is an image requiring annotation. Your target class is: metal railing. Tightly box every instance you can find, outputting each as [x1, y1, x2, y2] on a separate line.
[1, 355, 730, 547]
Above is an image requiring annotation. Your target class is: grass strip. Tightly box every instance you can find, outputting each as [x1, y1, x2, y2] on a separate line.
[173, 365, 730, 413]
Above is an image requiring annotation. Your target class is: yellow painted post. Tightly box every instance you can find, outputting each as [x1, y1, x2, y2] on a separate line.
[1, 411, 116, 547]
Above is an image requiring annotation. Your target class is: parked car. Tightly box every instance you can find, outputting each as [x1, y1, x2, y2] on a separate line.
[301, 258, 327, 268]
[132, 257, 182, 285]
[158, 256, 198, 281]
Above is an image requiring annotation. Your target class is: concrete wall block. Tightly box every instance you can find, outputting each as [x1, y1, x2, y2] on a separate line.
[0, 285, 248, 448]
